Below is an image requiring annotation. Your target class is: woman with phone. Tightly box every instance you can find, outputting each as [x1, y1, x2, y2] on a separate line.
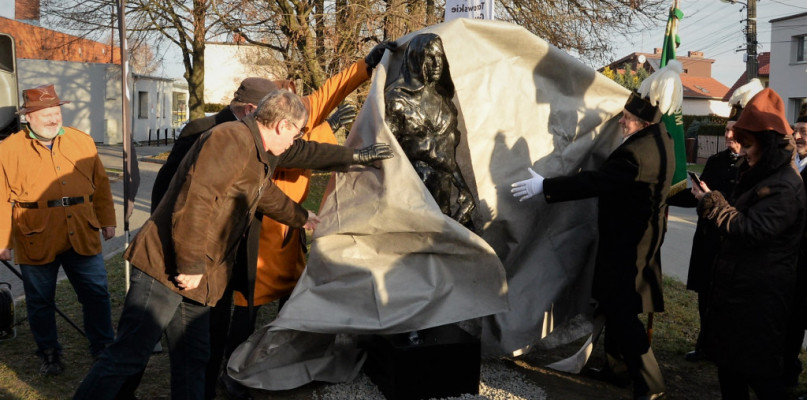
[691, 88, 805, 399]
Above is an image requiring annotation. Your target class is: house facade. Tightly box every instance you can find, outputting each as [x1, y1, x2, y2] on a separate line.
[769, 12, 807, 122]
[600, 48, 731, 117]
[0, 7, 188, 144]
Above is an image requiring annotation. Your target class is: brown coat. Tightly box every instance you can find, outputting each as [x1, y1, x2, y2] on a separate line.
[124, 116, 353, 306]
[0, 127, 116, 265]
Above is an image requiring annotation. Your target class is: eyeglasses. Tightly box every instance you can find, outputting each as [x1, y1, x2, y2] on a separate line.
[286, 119, 308, 140]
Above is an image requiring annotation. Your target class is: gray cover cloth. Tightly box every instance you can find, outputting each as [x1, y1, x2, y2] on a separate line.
[228, 18, 630, 389]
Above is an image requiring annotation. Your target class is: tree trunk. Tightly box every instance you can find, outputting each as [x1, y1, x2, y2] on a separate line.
[187, 0, 207, 120]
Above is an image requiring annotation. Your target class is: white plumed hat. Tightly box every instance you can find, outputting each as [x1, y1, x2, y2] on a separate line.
[624, 60, 684, 122]
[727, 78, 764, 121]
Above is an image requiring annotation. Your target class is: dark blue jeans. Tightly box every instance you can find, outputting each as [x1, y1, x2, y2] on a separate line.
[20, 249, 113, 357]
[74, 267, 211, 400]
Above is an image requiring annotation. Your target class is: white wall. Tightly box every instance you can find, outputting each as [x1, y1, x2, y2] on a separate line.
[681, 98, 731, 118]
[204, 43, 284, 105]
[17, 59, 116, 143]
[769, 14, 807, 122]
[131, 77, 183, 143]
[16, 60, 188, 144]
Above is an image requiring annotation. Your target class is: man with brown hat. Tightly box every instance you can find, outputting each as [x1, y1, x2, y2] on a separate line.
[0, 84, 117, 375]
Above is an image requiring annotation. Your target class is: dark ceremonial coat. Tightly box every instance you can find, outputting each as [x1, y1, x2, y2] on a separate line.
[699, 147, 806, 377]
[543, 123, 675, 314]
[125, 115, 353, 306]
[151, 107, 237, 212]
[667, 148, 742, 293]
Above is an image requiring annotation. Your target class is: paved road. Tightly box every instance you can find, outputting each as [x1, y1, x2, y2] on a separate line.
[0, 143, 172, 300]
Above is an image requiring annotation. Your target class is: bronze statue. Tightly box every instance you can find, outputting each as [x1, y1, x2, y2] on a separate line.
[385, 33, 476, 231]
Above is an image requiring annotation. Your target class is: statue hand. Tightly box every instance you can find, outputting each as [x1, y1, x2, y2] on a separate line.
[365, 41, 397, 72]
[353, 143, 394, 167]
[326, 104, 357, 132]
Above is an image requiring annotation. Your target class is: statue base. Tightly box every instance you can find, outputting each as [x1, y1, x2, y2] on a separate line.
[361, 324, 480, 400]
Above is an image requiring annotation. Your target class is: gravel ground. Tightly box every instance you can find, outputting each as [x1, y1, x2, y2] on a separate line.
[312, 361, 547, 400]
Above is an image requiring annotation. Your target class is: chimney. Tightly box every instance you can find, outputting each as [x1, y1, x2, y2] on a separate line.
[15, 0, 40, 21]
[654, 48, 663, 55]
[233, 33, 245, 45]
[688, 51, 704, 58]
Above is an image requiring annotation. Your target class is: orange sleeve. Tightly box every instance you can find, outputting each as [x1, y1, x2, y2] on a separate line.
[303, 59, 370, 129]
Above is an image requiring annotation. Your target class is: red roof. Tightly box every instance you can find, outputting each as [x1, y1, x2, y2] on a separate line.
[0, 17, 120, 64]
[681, 75, 730, 100]
[722, 52, 769, 101]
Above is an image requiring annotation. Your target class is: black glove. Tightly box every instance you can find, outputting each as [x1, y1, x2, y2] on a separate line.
[365, 41, 397, 72]
[326, 104, 357, 132]
[353, 143, 394, 166]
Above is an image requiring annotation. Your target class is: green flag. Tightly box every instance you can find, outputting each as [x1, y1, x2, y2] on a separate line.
[660, 2, 687, 195]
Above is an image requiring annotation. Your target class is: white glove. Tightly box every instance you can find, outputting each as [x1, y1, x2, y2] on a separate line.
[511, 168, 544, 201]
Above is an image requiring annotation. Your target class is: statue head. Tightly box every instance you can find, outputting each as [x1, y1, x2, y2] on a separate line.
[402, 34, 454, 98]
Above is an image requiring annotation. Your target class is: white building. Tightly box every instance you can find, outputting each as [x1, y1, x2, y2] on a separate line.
[769, 12, 807, 122]
[204, 40, 285, 105]
[1, 13, 189, 144]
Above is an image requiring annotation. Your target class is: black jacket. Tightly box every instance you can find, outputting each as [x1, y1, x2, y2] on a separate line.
[667, 149, 742, 292]
[700, 145, 806, 377]
[543, 123, 675, 314]
[151, 107, 238, 212]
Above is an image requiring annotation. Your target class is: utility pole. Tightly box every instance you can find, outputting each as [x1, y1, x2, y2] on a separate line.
[746, 0, 758, 79]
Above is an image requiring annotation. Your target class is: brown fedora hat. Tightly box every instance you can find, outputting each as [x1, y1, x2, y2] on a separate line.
[16, 84, 70, 115]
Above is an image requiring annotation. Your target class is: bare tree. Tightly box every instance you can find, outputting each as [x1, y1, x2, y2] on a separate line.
[497, 0, 669, 65]
[42, 0, 668, 116]
[41, 0, 233, 120]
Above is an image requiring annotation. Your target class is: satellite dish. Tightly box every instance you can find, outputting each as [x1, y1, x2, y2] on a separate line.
[638, 54, 647, 64]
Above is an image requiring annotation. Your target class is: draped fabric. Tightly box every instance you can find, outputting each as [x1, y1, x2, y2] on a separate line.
[228, 18, 629, 389]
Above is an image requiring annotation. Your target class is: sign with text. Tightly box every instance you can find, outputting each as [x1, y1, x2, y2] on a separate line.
[444, 0, 494, 21]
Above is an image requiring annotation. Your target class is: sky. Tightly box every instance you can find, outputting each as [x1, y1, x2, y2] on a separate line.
[611, 0, 807, 87]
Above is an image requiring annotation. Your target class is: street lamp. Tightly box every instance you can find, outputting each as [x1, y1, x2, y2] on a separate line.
[721, 0, 758, 79]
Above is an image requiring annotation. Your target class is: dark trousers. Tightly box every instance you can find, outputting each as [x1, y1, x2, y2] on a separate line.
[20, 249, 114, 357]
[718, 366, 785, 400]
[601, 307, 665, 397]
[74, 267, 211, 400]
[205, 292, 267, 399]
[694, 289, 708, 353]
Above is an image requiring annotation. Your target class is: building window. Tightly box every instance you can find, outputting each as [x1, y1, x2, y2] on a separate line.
[797, 35, 807, 62]
[138, 91, 148, 119]
[793, 98, 807, 122]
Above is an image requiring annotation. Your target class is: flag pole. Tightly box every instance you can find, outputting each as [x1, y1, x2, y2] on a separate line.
[649, 0, 683, 344]
[117, 0, 132, 292]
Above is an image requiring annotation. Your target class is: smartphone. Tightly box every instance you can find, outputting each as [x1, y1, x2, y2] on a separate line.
[688, 171, 703, 187]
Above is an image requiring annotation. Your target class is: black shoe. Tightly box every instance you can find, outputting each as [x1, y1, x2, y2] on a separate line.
[684, 350, 705, 362]
[584, 366, 631, 388]
[39, 348, 64, 376]
[219, 374, 253, 400]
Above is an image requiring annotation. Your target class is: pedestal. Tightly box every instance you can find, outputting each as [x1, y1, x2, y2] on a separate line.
[362, 324, 480, 400]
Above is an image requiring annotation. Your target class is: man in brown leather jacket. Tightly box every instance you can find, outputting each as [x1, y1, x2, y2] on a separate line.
[74, 90, 393, 400]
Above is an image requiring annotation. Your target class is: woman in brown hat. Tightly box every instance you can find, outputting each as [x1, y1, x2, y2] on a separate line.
[692, 88, 806, 399]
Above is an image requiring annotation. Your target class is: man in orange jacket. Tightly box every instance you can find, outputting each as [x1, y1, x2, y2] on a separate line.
[0, 84, 116, 376]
